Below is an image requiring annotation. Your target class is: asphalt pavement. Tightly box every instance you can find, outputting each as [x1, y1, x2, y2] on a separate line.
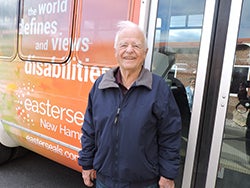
[0, 151, 88, 188]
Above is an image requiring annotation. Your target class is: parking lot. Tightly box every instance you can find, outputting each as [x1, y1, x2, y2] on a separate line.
[0, 151, 87, 188]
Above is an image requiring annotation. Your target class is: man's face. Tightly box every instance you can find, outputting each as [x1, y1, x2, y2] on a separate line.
[115, 27, 148, 72]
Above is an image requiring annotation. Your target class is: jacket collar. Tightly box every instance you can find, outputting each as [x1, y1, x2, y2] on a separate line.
[98, 67, 152, 90]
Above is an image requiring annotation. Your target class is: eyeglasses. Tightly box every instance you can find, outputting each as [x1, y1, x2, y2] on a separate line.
[118, 42, 144, 51]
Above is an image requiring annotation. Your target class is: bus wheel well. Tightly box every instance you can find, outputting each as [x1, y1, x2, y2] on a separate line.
[0, 144, 29, 165]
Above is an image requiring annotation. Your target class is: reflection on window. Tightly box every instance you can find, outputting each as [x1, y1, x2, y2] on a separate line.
[18, 0, 74, 63]
[152, 1, 206, 187]
[169, 29, 202, 42]
[188, 14, 203, 27]
[0, 0, 18, 59]
[170, 14, 203, 28]
[230, 66, 250, 95]
[170, 16, 186, 28]
[156, 18, 162, 28]
[156, 14, 203, 43]
[77, 0, 129, 66]
[238, 0, 250, 38]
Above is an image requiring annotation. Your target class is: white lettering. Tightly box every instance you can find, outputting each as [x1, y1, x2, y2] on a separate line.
[40, 118, 58, 132]
[38, 0, 68, 15]
[35, 40, 48, 50]
[26, 135, 79, 161]
[59, 125, 81, 139]
[19, 18, 58, 36]
[24, 61, 109, 83]
[51, 37, 90, 52]
[26, 135, 63, 155]
[24, 98, 84, 126]
[64, 150, 78, 161]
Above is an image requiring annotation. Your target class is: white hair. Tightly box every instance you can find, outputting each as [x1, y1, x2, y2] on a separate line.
[114, 20, 148, 50]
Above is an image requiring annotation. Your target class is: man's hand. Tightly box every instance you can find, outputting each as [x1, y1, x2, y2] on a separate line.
[82, 169, 96, 187]
[159, 176, 175, 188]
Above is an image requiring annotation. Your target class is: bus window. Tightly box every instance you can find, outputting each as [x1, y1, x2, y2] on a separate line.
[76, 0, 130, 67]
[150, 0, 206, 186]
[215, 0, 250, 186]
[18, 0, 75, 63]
[0, 0, 19, 60]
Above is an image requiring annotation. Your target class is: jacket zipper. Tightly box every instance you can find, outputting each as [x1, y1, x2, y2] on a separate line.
[114, 107, 120, 125]
[113, 107, 120, 178]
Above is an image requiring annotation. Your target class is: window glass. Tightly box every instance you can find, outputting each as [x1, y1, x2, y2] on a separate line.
[188, 14, 203, 27]
[76, 0, 130, 66]
[18, 0, 74, 63]
[170, 16, 186, 28]
[151, 0, 206, 186]
[215, 0, 250, 186]
[0, 0, 19, 60]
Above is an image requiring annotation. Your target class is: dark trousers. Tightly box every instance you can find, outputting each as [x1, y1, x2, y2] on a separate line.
[96, 179, 159, 188]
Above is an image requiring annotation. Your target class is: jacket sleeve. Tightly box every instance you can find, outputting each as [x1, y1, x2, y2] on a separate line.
[78, 87, 96, 170]
[154, 79, 182, 179]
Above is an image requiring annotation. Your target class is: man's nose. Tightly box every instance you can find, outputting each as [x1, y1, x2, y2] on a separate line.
[125, 44, 134, 52]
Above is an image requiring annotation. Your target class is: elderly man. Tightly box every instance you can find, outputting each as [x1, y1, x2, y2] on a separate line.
[78, 20, 181, 188]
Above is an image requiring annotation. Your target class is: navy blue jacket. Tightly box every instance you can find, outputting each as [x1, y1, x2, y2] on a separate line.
[78, 67, 181, 186]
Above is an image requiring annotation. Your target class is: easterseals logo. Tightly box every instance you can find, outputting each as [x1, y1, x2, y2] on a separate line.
[15, 82, 35, 127]
[15, 82, 84, 127]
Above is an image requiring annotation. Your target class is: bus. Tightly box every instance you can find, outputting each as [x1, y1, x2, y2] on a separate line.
[0, 0, 249, 187]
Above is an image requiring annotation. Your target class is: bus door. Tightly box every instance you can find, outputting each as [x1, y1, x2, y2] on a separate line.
[144, 0, 248, 187]
[206, 0, 250, 187]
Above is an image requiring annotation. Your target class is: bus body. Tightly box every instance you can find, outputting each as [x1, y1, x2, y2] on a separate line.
[1, 0, 250, 187]
[0, 0, 141, 171]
